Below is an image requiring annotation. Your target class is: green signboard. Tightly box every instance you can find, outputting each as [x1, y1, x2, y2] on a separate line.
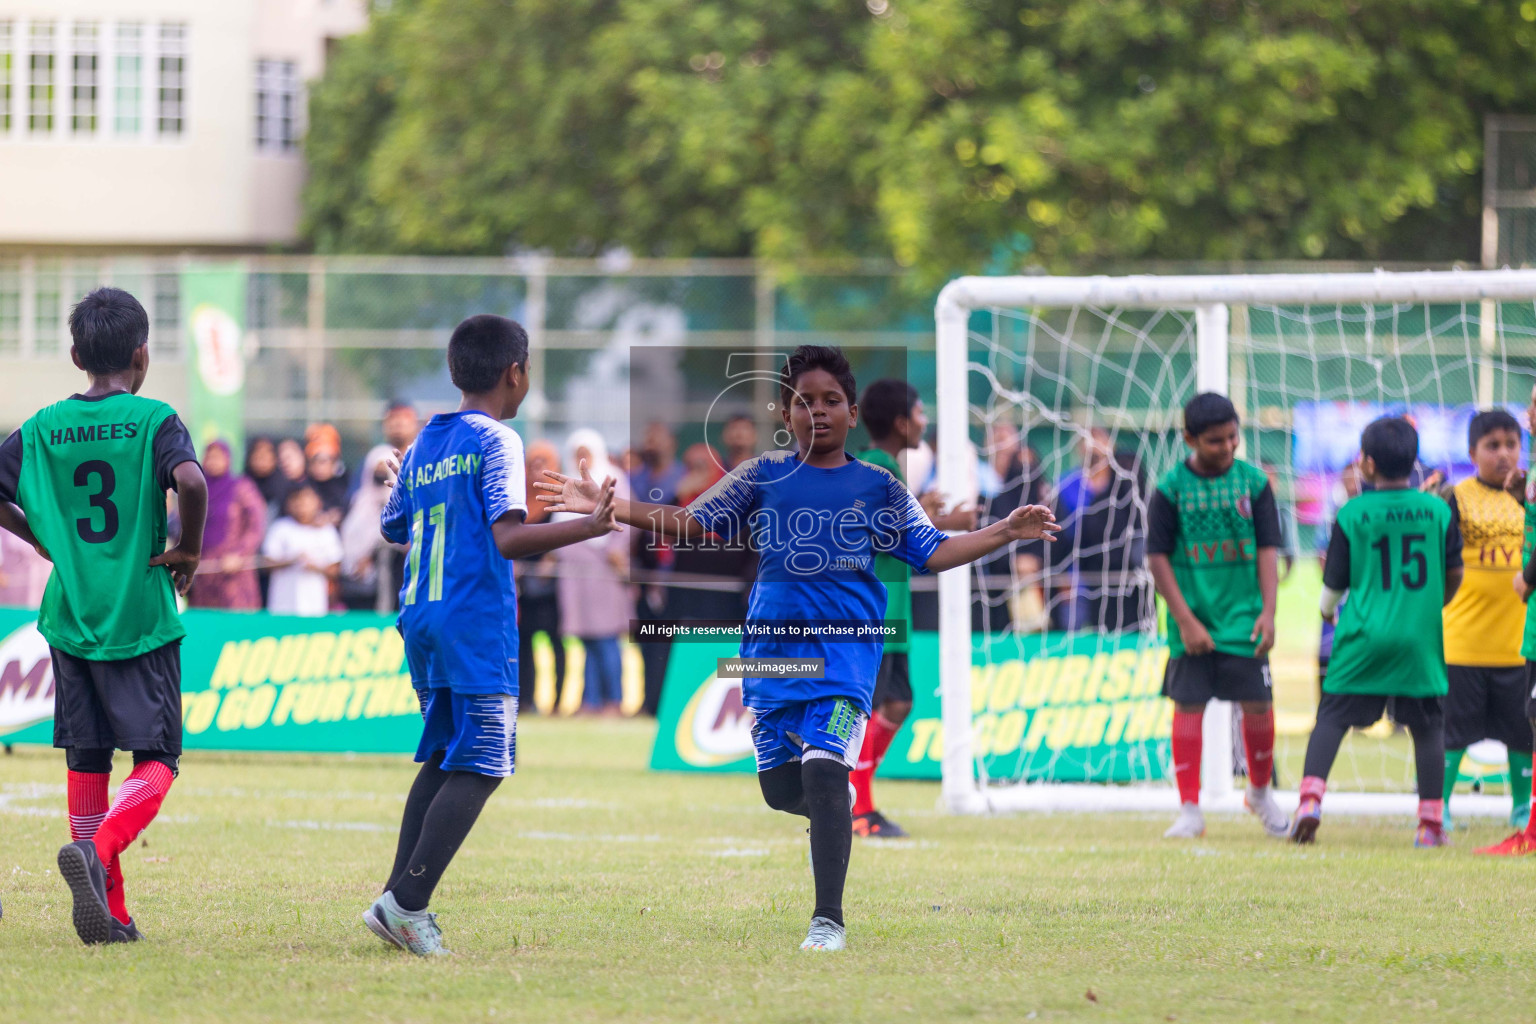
[181, 263, 247, 467]
[0, 608, 421, 753]
[649, 630, 1173, 783]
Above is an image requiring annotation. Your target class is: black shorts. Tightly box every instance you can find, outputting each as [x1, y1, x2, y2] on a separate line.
[872, 652, 911, 706]
[1445, 665, 1534, 752]
[51, 642, 183, 754]
[1161, 652, 1272, 705]
[1316, 691, 1443, 733]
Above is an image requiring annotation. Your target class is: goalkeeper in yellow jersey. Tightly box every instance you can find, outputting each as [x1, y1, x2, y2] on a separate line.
[1439, 410, 1530, 832]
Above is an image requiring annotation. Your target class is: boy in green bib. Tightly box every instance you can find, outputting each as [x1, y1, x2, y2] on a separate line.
[1293, 416, 1462, 847]
[0, 287, 207, 942]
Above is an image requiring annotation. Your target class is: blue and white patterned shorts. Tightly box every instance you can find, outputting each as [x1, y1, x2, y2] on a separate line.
[749, 697, 867, 773]
[415, 689, 519, 777]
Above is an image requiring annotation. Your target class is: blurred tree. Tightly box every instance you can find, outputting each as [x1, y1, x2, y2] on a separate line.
[305, 0, 1536, 278]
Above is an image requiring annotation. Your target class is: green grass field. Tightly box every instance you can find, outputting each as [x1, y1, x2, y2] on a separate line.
[4, 717, 1536, 1024]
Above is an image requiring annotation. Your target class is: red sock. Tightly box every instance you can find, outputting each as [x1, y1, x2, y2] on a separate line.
[1419, 798, 1444, 827]
[1526, 771, 1536, 839]
[1241, 706, 1275, 789]
[93, 761, 174, 865]
[68, 771, 129, 923]
[67, 770, 109, 842]
[1300, 774, 1327, 806]
[1171, 710, 1203, 805]
[851, 713, 899, 817]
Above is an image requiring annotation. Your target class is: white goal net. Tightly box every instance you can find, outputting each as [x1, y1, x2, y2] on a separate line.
[935, 270, 1536, 817]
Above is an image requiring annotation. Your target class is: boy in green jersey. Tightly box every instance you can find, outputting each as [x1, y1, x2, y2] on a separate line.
[1147, 393, 1286, 840]
[1477, 383, 1536, 856]
[0, 288, 207, 943]
[849, 380, 923, 839]
[1293, 416, 1462, 847]
[851, 379, 977, 839]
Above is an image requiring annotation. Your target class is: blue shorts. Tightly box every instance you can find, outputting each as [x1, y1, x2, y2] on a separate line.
[749, 697, 868, 773]
[415, 689, 519, 777]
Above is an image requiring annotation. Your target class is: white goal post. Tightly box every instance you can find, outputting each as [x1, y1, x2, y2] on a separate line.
[935, 269, 1536, 817]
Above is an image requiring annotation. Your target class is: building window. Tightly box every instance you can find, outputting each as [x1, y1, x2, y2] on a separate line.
[114, 22, 142, 135]
[157, 22, 185, 136]
[255, 59, 299, 151]
[28, 21, 54, 134]
[71, 22, 98, 135]
[0, 22, 12, 134]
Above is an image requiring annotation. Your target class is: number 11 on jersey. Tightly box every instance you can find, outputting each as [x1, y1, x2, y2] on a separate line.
[404, 502, 447, 605]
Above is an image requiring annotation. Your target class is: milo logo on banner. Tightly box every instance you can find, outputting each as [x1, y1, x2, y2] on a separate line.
[668, 672, 756, 769]
[0, 621, 52, 734]
[650, 631, 1173, 782]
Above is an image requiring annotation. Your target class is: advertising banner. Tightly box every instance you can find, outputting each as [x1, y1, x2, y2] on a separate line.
[0, 609, 421, 753]
[180, 264, 248, 467]
[649, 630, 1172, 783]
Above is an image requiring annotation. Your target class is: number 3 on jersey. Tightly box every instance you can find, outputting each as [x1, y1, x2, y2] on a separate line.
[404, 503, 447, 605]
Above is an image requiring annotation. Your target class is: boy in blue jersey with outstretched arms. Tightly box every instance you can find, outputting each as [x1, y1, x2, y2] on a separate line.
[538, 345, 1058, 952]
[364, 314, 617, 956]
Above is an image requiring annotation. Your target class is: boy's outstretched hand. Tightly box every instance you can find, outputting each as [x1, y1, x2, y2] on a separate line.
[1000, 504, 1061, 542]
[536, 459, 604, 515]
[585, 477, 620, 536]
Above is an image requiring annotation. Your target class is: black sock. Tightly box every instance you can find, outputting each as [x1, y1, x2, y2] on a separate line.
[389, 770, 502, 912]
[385, 752, 449, 893]
[802, 757, 851, 928]
[758, 763, 808, 817]
[1301, 715, 1349, 781]
[1408, 720, 1445, 803]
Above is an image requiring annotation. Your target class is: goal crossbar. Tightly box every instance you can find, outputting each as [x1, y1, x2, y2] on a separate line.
[934, 269, 1536, 816]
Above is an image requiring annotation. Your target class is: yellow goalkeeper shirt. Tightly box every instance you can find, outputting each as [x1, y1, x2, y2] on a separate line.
[1442, 476, 1525, 667]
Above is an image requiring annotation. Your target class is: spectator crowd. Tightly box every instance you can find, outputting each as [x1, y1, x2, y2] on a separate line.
[1, 398, 1267, 717]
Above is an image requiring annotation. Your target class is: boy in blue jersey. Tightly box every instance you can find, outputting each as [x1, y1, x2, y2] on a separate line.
[364, 315, 617, 956]
[538, 345, 1058, 952]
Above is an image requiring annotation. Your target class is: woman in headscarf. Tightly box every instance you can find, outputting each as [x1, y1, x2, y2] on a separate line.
[338, 446, 399, 610]
[516, 440, 567, 713]
[553, 429, 633, 715]
[188, 440, 267, 610]
[304, 423, 349, 526]
[245, 435, 288, 509]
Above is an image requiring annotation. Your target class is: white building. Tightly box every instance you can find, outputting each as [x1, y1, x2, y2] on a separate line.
[0, 0, 367, 247]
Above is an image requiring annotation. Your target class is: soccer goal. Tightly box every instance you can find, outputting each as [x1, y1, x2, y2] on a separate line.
[935, 269, 1536, 817]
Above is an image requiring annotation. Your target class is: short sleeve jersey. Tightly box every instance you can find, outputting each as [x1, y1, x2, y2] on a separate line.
[1146, 459, 1280, 659]
[1322, 488, 1461, 697]
[0, 392, 197, 660]
[1441, 477, 1524, 667]
[855, 447, 912, 654]
[1522, 465, 1536, 661]
[685, 450, 946, 714]
[381, 411, 527, 695]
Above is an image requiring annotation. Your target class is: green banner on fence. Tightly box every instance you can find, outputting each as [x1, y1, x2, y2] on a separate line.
[648, 630, 1172, 783]
[0, 608, 421, 753]
[181, 264, 247, 466]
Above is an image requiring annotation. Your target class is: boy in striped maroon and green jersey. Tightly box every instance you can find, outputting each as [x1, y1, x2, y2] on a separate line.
[1146, 393, 1286, 840]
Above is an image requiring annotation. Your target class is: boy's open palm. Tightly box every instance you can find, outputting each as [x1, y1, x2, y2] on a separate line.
[536, 460, 603, 514]
[1002, 504, 1061, 542]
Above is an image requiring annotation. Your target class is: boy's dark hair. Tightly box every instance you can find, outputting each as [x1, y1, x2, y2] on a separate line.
[1361, 416, 1419, 480]
[860, 379, 918, 441]
[1468, 408, 1522, 449]
[447, 315, 529, 393]
[1183, 392, 1240, 437]
[69, 287, 150, 374]
[780, 345, 857, 408]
